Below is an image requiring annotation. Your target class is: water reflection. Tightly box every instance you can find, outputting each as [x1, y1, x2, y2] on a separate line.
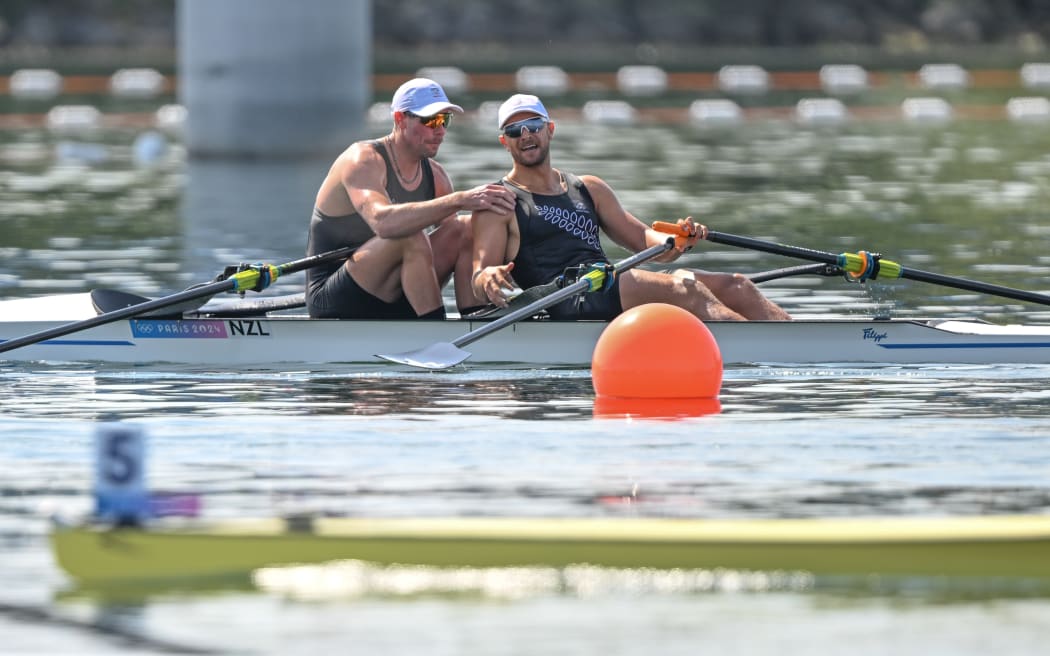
[9, 364, 1050, 559]
[8, 115, 1050, 655]
[0, 366, 597, 420]
[593, 395, 722, 419]
[4, 364, 1050, 421]
[180, 159, 320, 284]
[5, 119, 1050, 322]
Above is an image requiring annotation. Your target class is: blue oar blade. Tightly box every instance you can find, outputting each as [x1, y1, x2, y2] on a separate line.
[375, 342, 471, 370]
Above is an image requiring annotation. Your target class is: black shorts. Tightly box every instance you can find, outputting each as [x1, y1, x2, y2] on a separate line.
[544, 275, 623, 320]
[306, 262, 417, 319]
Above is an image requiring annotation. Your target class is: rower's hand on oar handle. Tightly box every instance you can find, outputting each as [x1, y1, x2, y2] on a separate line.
[472, 262, 520, 308]
[653, 218, 706, 253]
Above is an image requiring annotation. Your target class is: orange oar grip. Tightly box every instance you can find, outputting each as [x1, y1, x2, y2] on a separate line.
[653, 220, 689, 236]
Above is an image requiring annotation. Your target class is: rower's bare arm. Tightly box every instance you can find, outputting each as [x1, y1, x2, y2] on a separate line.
[471, 208, 518, 306]
[579, 175, 649, 249]
[580, 175, 697, 263]
[342, 145, 399, 235]
[347, 155, 515, 239]
[430, 164, 517, 229]
[429, 163, 459, 227]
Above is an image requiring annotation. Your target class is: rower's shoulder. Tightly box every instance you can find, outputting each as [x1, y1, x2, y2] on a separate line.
[573, 172, 613, 197]
[342, 139, 382, 161]
[573, 172, 606, 186]
[332, 140, 385, 176]
[428, 158, 453, 187]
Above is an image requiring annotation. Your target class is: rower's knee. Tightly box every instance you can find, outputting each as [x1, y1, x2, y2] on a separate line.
[427, 214, 472, 254]
[725, 272, 761, 296]
[401, 231, 436, 264]
[675, 269, 757, 297]
[448, 214, 472, 249]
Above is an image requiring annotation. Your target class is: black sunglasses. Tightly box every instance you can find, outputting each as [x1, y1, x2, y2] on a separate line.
[405, 111, 453, 129]
[501, 116, 548, 138]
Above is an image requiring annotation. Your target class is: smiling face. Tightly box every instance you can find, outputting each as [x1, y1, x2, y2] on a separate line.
[500, 112, 553, 168]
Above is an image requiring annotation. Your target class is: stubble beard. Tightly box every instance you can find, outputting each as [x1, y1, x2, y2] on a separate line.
[512, 142, 550, 169]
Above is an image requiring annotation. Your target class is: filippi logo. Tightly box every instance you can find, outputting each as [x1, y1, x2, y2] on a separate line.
[862, 327, 888, 343]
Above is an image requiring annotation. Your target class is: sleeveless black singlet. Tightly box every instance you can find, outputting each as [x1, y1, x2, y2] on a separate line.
[502, 172, 623, 320]
[305, 140, 435, 317]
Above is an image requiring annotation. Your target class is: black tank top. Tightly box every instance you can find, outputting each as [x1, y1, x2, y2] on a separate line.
[503, 172, 607, 289]
[306, 140, 435, 295]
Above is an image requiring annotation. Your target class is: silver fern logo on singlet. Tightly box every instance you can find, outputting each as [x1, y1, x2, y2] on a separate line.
[535, 202, 602, 249]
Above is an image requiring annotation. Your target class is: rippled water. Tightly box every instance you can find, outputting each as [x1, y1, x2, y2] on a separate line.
[7, 113, 1050, 320]
[4, 115, 1050, 653]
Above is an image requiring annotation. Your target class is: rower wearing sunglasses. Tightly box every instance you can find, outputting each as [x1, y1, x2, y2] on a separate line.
[470, 94, 791, 322]
[306, 78, 516, 320]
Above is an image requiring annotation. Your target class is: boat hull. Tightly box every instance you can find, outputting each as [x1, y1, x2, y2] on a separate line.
[4, 293, 1050, 366]
[50, 515, 1050, 583]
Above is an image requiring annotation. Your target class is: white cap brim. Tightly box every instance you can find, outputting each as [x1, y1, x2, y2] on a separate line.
[405, 101, 464, 116]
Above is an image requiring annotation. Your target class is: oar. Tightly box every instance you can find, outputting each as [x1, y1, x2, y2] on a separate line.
[653, 222, 1050, 308]
[747, 263, 841, 284]
[194, 292, 307, 317]
[377, 238, 675, 369]
[464, 260, 827, 319]
[0, 247, 353, 355]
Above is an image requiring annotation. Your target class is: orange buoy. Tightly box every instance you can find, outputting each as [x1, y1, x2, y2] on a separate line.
[591, 303, 722, 399]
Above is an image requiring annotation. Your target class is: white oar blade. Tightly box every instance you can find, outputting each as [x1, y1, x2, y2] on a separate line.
[375, 342, 471, 370]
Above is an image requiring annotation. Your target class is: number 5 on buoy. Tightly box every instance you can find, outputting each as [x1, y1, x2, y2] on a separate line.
[94, 423, 149, 525]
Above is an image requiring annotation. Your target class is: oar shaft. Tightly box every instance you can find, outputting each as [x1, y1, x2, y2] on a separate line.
[453, 240, 674, 350]
[705, 230, 839, 266]
[278, 247, 354, 276]
[0, 246, 355, 355]
[704, 230, 1050, 307]
[892, 267, 1050, 306]
[0, 280, 235, 354]
[747, 263, 839, 284]
[454, 281, 586, 349]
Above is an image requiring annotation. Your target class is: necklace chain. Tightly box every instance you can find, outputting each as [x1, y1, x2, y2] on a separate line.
[504, 170, 564, 195]
[386, 137, 421, 186]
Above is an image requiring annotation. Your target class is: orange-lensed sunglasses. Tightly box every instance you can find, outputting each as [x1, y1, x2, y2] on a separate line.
[405, 111, 453, 129]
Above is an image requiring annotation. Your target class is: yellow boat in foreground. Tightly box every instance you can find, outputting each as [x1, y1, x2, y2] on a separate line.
[50, 514, 1050, 584]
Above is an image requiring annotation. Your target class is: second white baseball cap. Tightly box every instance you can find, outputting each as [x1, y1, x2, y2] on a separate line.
[497, 93, 549, 128]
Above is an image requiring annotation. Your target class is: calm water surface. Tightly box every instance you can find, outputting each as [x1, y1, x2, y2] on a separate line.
[3, 115, 1050, 653]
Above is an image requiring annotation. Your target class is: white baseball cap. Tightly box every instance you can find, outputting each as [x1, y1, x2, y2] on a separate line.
[390, 78, 464, 116]
[497, 93, 549, 128]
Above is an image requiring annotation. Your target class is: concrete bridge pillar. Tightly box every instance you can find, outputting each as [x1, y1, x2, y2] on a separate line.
[177, 0, 370, 158]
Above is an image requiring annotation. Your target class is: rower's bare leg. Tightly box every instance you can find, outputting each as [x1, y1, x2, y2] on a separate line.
[619, 269, 747, 321]
[397, 232, 444, 315]
[345, 233, 443, 316]
[676, 270, 792, 320]
[428, 214, 475, 311]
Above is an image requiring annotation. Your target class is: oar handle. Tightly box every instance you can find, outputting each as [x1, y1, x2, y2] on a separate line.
[652, 221, 689, 237]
